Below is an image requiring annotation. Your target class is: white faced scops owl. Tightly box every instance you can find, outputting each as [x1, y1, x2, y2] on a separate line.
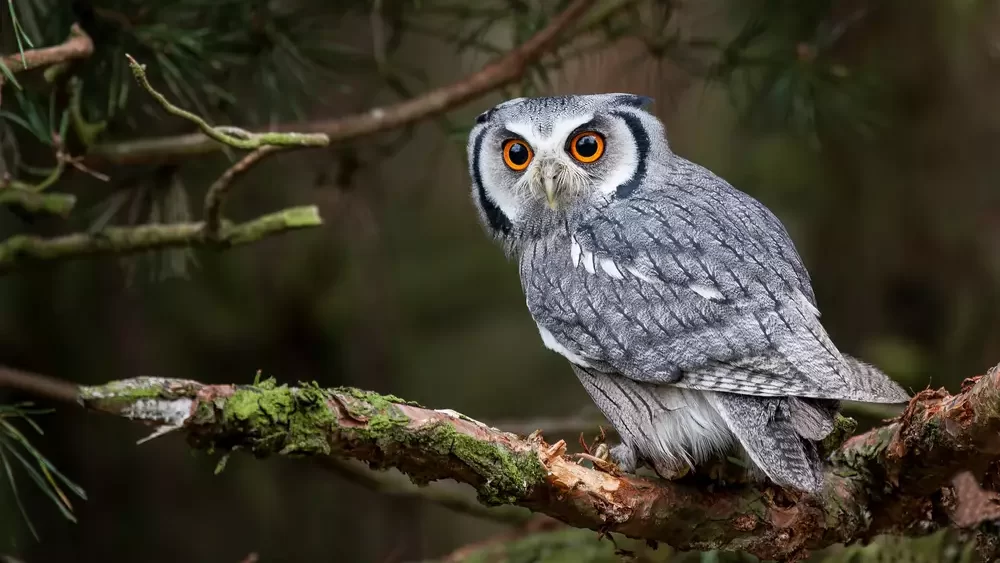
[466, 93, 911, 493]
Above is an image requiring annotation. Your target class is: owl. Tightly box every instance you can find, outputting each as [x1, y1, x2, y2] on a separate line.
[466, 93, 910, 493]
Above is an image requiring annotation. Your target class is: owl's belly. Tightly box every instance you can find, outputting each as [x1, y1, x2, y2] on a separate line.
[573, 368, 735, 472]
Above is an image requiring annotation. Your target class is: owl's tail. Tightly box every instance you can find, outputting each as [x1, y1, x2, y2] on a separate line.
[710, 392, 830, 493]
[841, 354, 912, 404]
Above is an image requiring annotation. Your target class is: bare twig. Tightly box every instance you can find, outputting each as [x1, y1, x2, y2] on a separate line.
[0, 206, 322, 275]
[1, 133, 109, 195]
[69, 363, 1000, 561]
[203, 146, 285, 239]
[125, 55, 329, 151]
[437, 516, 564, 563]
[0, 367, 78, 404]
[87, 0, 593, 165]
[123, 55, 326, 241]
[0, 24, 94, 76]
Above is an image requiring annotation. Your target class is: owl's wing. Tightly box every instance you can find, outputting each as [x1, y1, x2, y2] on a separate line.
[524, 159, 909, 403]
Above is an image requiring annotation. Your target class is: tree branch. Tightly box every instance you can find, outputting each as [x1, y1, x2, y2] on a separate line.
[67, 363, 1000, 561]
[0, 367, 79, 404]
[125, 56, 328, 151]
[202, 146, 285, 239]
[0, 56, 329, 274]
[85, 0, 593, 165]
[0, 187, 76, 217]
[0, 206, 321, 275]
[0, 24, 94, 77]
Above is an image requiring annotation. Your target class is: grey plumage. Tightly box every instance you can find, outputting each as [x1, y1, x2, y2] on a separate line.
[466, 93, 910, 493]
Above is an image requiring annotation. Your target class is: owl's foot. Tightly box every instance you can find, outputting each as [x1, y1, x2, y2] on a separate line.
[574, 451, 618, 474]
[651, 459, 690, 481]
[608, 443, 637, 474]
[573, 441, 634, 477]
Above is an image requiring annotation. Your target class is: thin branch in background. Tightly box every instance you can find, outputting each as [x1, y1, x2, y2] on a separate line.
[202, 146, 285, 239]
[0, 187, 76, 217]
[0, 24, 94, 81]
[0, 367, 79, 404]
[0, 54, 331, 274]
[437, 515, 562, 563]
[125, 55, 329, 151]
[320, 458, 536, 526]
[0, 132, 109, 194]
[86, 0, 594, 165]
[0, 206, 321, 275]
[487, 413, 613, 438]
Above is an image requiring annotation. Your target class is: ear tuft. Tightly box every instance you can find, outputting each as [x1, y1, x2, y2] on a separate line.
[616, 94, 654, 109]
[475, 107, 495, 124]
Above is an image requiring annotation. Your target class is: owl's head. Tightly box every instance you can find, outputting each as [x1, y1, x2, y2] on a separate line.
[467, 93, 665, 242]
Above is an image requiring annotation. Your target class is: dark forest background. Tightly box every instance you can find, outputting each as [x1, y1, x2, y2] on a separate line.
[1, 1, 999, 561]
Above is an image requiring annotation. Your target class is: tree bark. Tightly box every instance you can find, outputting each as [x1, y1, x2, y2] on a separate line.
[74, 363, 1000, 561]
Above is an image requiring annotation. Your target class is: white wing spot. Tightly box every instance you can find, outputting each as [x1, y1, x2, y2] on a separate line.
[690, 283, 724, 301]
[570, 237, 582, 267]
[537, 325, 591, 367]
[626, 265, 657, 283]
[581, 249, 597, 274]
[795, 289, 820, 317]
[599, 258, 625, 279]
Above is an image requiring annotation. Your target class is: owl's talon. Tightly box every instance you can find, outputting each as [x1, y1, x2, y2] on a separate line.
[578, 427, 608, 456]
[652, 460, 690, 481]
[608, 443, 638, 474]
[593, 442, 609, 462]
[573, 452, 621, 475]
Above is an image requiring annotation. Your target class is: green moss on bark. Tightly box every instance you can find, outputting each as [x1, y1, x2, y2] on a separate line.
[214, 382, 338, 457]
[202, 381, 545, 504]
[446, 425, 547, 505]
[336, 386, 423, 408]
[821, 415, 859, 457]
[327, 392, 546, 503]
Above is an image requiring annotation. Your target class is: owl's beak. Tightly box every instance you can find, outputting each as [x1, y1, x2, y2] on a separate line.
[538, 159, 561, 210]
[543, 176, 558, 210]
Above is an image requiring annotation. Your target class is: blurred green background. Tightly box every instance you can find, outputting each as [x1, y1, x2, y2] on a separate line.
[1, 0, 999, 561]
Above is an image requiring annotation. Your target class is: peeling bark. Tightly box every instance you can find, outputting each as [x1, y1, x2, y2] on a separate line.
[77, 364, 1000, 561]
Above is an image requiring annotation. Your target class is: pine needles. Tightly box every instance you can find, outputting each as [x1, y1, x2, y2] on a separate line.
[0, 403, 85, 540]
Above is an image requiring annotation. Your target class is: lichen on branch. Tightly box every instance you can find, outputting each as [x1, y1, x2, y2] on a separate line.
[125, 55, 329, 152]
[74, 363, 1000, 561]
[0, 188, 76, 217]
[0, 206, 322, 274]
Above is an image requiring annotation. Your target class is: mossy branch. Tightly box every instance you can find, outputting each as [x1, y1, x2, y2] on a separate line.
[0, 206, 321, 275]
[69, 363, 1000, 561]
[125, 55, 329, 151]
[0, 188, 76, 217]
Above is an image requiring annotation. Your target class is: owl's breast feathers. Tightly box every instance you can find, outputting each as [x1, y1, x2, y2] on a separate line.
[520, 159, 909, 404]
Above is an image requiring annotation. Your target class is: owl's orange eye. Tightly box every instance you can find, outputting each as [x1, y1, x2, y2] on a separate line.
[502, 139, 533, 171]
[569, 131, 605, 163]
